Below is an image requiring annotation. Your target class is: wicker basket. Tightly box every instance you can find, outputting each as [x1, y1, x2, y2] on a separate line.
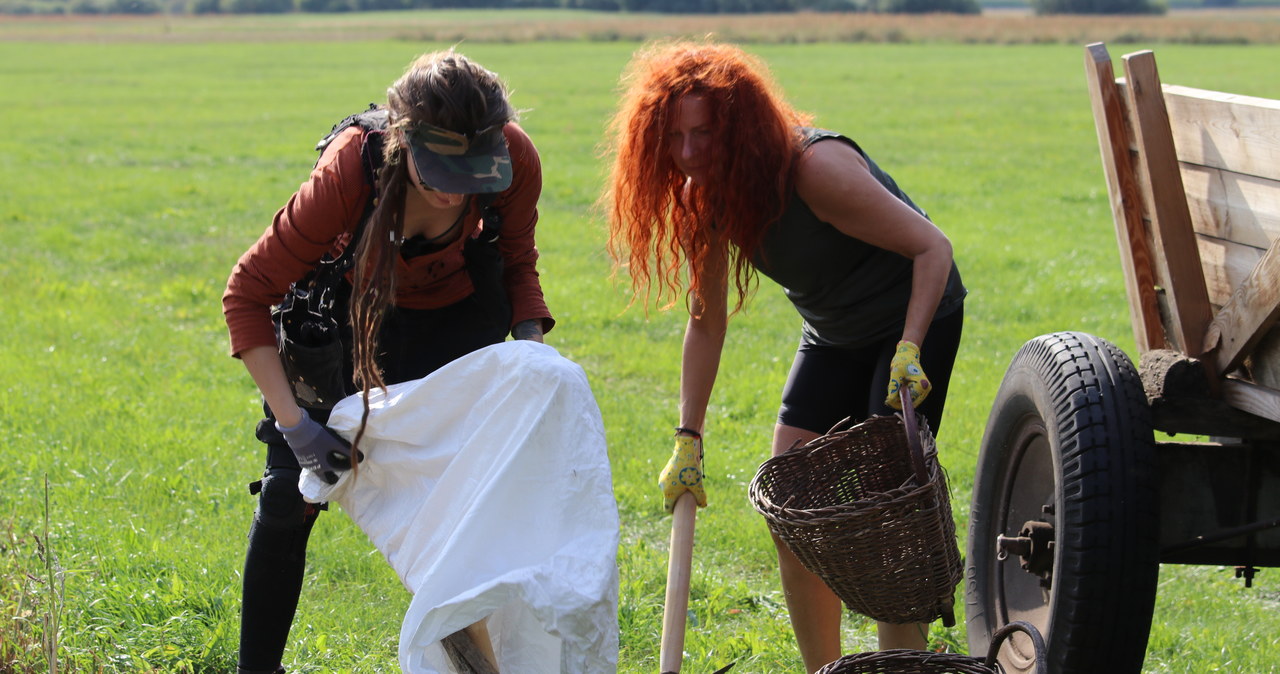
[748, 394, 962, 626]
[815, 621, 1047, 674]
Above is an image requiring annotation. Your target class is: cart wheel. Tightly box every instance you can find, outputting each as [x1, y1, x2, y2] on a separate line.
[965, 331, 1159, 673]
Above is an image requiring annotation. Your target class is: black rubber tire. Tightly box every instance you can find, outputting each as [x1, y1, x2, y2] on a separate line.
[965, 332, 1159, 674]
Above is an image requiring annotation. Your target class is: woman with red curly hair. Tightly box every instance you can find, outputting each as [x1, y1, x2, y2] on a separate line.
[603, 40, 966, 672]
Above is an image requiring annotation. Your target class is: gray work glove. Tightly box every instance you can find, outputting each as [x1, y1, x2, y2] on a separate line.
[275, 415, 357, 485]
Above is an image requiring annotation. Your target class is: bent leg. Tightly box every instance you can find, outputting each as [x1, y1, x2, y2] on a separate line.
[876, 621, 928, 650]
[238, 464, 320, 672]
[772, 423, 843, 674]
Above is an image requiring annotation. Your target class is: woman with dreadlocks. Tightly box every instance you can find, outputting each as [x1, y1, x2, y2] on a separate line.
[603, 40, 966, 673]
[223, 50, 551, 673]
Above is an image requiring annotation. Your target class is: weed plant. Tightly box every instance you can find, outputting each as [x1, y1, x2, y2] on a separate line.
[1, 36, 1278, 673]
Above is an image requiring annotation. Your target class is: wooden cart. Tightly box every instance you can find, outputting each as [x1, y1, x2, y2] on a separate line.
[963, 43, 1280, 673]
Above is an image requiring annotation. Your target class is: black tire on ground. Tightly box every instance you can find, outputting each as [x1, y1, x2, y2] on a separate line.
[965, 331, 1159, 674]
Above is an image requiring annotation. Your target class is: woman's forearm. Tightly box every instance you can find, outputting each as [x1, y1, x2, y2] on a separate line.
[679, 313, 726, 434]
[240, 345, 304, 428]
[901, 239, 953, 347]
[679, 240, 730, 433]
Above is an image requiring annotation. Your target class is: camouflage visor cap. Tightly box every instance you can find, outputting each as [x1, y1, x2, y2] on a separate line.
[404, 121, 512, 195]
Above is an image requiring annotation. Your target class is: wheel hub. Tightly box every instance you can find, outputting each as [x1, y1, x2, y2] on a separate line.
[997, 519, 1055, 587]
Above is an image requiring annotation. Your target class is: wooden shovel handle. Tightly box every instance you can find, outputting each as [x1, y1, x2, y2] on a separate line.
[659, 491, 698, 673]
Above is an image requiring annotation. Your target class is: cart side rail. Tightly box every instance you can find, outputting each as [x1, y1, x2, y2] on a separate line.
[1086, 43, 1280, 422]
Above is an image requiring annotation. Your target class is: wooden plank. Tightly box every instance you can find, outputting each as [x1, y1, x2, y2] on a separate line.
[441, 630, 499, 674]
[1204, 239, 1280, 375]
[1249, 326, 1280, 391]
[1122, 50, 1215, 358]
[1141, 349, 1280, 438]
[1125, 158, 1187, 339]
[1164, 84, 1280, 182]
[1085, 42, 1165, 353]
[1196, 234, 1265, 309]
[1183, 164, 1280, 250]
[1222, 378, 1280, 423]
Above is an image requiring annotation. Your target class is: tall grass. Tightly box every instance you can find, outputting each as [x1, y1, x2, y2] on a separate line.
[1, 35, 1278, 672]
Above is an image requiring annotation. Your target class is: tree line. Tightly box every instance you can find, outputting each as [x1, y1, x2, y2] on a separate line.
[2, 0, 1177, 19]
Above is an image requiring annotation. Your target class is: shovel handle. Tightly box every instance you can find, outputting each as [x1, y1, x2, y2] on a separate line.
[659, 491, 697, 673]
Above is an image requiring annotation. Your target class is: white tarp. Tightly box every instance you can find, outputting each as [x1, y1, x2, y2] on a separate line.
[298, 340, 620, 673]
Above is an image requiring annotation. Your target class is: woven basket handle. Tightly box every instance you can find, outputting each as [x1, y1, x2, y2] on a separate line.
[983, 621, 1047, 673]
[899, 389, 929, 484]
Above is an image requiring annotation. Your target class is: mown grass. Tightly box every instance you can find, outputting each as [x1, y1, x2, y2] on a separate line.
[1, 29, 1279, 674]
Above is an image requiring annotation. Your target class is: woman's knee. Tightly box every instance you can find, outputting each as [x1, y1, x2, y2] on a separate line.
[253, 468, 308, 530]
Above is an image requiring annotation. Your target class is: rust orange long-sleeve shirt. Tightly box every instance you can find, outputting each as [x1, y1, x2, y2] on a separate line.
[222, 122, 553, 358]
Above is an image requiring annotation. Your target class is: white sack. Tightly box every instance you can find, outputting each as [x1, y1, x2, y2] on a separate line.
[298, 340, 620, 674]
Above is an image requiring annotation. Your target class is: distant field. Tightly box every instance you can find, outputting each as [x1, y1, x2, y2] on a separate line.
[1, 24, 1279, 674]
[1, 6, 1280, 43]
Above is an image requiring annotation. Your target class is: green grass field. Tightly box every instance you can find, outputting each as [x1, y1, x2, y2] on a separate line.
[2, 22, 1279, 673]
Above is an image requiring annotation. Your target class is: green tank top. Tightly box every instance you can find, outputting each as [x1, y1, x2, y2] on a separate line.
[752, 129, 966, 348]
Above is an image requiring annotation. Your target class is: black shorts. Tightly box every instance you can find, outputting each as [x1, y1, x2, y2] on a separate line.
[777, 307, 963, 435]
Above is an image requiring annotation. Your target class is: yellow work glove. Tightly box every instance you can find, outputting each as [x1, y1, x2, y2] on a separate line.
[659, 430, 708, 513]
[886, 340, 932, 410]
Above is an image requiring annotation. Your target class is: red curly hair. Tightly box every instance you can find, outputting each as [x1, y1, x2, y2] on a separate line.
[603, 40, 812, 313]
